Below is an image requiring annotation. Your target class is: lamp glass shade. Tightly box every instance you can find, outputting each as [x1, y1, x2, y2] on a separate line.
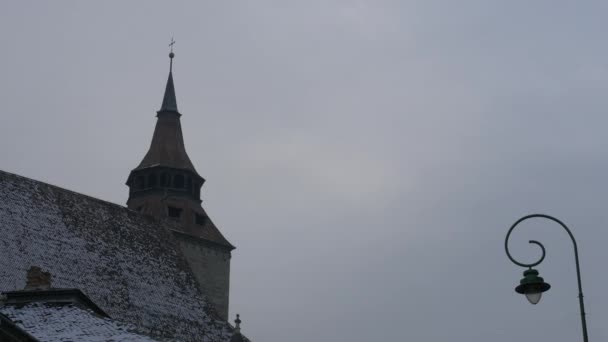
[525, 291, 542, 305]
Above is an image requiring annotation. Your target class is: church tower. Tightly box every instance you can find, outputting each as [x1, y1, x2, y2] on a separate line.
[126, 49, 234, 320]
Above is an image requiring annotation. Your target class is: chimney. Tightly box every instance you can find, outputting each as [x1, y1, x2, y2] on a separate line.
[24, 266, 52, 291]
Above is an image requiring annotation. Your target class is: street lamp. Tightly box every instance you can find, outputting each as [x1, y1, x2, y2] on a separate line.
[515, 268, 550, 305]
[504, 214, 589, 342]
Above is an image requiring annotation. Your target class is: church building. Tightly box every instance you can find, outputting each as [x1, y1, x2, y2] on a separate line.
[0, 50, 248, 342]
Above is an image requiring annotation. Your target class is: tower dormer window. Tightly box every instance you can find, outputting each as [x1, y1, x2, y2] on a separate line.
[167, 206, 182, 218]
[195, 213, 206, 225]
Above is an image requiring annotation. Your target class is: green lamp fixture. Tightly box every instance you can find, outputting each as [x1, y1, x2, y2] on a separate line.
[514, 268, 551, 305]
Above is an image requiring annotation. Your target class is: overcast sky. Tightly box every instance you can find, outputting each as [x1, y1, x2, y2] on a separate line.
[2, 1, 608, 341]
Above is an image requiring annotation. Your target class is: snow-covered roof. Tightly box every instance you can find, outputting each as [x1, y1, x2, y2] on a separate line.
[0, 170, 235, 341]
[1, 303, 160, 342]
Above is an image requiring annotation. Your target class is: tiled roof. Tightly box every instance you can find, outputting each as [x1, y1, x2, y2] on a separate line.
[0, 169, 235, 341]
[1, 303, 160, 342]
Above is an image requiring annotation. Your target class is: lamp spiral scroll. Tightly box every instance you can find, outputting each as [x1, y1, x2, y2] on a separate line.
[505, 237, 546, 268]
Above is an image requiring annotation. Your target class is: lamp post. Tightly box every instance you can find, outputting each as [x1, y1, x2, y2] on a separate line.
[504, 214, 589, 342]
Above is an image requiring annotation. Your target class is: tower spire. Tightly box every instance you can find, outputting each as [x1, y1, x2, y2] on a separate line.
[126, 44, 236, 321]
[160, 38, 178, 113]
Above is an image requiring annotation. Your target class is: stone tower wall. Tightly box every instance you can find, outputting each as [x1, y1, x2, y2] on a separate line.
[174, 233, 231, 320]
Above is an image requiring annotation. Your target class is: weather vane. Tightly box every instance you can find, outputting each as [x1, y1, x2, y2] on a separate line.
[169, 37, 176, 53]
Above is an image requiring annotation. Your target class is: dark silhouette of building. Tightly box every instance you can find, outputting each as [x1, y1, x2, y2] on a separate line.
[0, 50, 249, 342]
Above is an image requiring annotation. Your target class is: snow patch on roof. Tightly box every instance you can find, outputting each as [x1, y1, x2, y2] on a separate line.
[2, 303, 160, 342]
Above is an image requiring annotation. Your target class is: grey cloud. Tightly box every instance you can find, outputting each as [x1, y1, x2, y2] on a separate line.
[1, 1, 608, 341]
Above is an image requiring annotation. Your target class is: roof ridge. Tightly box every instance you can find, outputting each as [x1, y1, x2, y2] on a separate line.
[0, 169, 131, 213]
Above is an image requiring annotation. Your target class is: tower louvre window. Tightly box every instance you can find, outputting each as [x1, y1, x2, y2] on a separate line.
[167, 206, 182, 218]
[160, 173, 168, 186]
[147, 173, 157, 188]
[174, 174, 184, 189]
[135, 176, 145, 190]
[194, 183, 200, 198]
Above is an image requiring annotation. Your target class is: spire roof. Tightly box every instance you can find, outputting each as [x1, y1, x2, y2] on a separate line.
[160, 51, 178, 113]
[131, 47, 199, 175]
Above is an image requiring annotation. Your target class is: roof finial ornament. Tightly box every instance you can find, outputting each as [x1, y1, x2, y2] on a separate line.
[234, 313, 241, 333]
[230, 313, 244, 341]
[168, 37, 176, 72]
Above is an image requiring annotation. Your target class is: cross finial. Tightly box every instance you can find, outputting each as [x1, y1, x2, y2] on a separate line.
[169, 37, 176, 53]
[168, 38, 175, 72]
